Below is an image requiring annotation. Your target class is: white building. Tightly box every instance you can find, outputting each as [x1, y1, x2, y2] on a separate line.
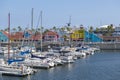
[112, 26, 120, 36]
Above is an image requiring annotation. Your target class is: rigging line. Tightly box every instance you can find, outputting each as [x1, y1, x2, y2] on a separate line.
[36, 11, 41, 29]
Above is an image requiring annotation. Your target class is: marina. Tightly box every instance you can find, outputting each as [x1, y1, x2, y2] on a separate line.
[0, 43, 99, 76]
[1, 1, 120, 80]
[0, 50, 120, 80]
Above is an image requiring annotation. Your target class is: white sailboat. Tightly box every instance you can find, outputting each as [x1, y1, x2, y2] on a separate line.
[19, 58, 48, 69]
[0, 13, 35, 76]
[0, 59, 34, 76]
[17, 10, 55, 69]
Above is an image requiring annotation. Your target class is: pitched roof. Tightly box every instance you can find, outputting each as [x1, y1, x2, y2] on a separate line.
[44, 31, 58, 36]
[10, 31, 42, 40]
[30, 34, 42, 40]
[10, 32, 24, 40]
[2, 31, 9, 38]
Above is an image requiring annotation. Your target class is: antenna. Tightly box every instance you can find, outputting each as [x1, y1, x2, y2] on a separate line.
[67, 16, 71, 26]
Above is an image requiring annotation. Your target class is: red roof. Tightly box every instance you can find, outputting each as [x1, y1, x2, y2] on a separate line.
[26, 30, 32, 34]
[10, 32, 24, 40]
[2, 31, 9, 38]
[30, 32, 42, 40]
[44, 31, 58, 36]
[10, 31, 42, 40]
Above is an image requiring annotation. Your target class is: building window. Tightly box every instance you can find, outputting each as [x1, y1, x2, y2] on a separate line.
[48, 36, 55, 38]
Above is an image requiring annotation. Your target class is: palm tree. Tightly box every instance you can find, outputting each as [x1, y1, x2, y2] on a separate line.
[89, 26, 94, 33]
[60, 27, 65, 32]
[37, 28, 41, 32]
[63, 35, 68, 41]
[52, 26, 57, 32]
[12, 28, 17, 32]
[40, 26, 44, 34]
[44, 29, 49, 33]
[106, 24, 114, 36]
[31, 28, 35, 33]
[66, 26, 72, 32]
[0, 29, 3, 31]
[18, 26, 22, 32]
[95, 27, 99, 33]
[101, 28, 106, 36]
[4, 28, 8, 31]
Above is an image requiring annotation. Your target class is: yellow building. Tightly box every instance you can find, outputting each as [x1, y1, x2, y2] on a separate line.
[70, 29, 84, 41]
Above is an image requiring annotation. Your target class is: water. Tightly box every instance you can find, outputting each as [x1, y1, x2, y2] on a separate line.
[1, 50, 120, 80]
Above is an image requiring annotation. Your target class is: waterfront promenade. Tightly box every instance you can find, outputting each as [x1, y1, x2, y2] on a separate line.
[35, 41, 120, 50]
[1, 41, 120, 50]
[87, 42, 120, 50]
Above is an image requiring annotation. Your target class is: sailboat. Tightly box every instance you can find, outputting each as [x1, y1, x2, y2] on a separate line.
[0, 13, 35, 76]
[15, 10, 55, 69]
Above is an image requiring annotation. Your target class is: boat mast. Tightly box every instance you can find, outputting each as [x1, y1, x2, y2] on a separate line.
[67, 16, 71, 45]
[31, 8, 34, 46]
[8, 13, 10, 59]
[31, 8, 34, 30]
[40, 11, 42, 52]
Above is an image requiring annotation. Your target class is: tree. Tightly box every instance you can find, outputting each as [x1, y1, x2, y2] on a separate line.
[18, 26, 22, 32]
[44, 29, 49, 33]
[31, 28, 35, 33]
[80, 24, 83, 27]
[4, 28, 8, 31]
[65, 26, 72, 43]
[106, 24, 114, 36]
[95, 27, 99, 33]
[80, 24, 84, 30]
[37, 28, 41, 32]
[12, 28, 17, 32]
[66, 27, 72, 32]
[0, 29, 3, 31]
[63, 35, 68, 41]
[52, 26, 57, 32]
[41, 26, 44, 32]
[37, 26, 44, 34]
[89, 26, 94, 33]
[60, 27, 65, 32]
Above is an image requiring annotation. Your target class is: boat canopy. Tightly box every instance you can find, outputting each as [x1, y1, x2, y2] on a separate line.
[20, 50, 31, 55]
[7, 58, 25, 64]
[31, 54, 46, 59]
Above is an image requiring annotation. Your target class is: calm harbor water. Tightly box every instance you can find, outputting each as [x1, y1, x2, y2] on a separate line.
[1, 50, 120, 80]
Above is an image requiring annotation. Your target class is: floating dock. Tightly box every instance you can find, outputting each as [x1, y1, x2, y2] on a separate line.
[0, 71, 29, 77]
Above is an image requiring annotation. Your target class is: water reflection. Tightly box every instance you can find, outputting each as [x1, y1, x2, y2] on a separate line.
[66, 63, 74, 71]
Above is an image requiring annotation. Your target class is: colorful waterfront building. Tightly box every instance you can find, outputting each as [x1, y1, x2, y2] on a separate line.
[57, 30, 65, 42]
[10, 31, 41, 42]
[43, 30, 59, 42]
[10, 31, 24, 42]
[70, 29, 84, 41]
[0, 31, 9, 42]
[70, 28, 102, 42]
[84, 31, 103, 42]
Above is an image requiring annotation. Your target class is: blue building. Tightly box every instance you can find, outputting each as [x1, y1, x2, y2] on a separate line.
[57, 30, 65, 42]
[84, 31, 102, 42]
[0, 31, 9, 42]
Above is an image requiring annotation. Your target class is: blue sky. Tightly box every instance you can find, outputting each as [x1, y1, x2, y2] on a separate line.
[0, 0, 120, 30]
